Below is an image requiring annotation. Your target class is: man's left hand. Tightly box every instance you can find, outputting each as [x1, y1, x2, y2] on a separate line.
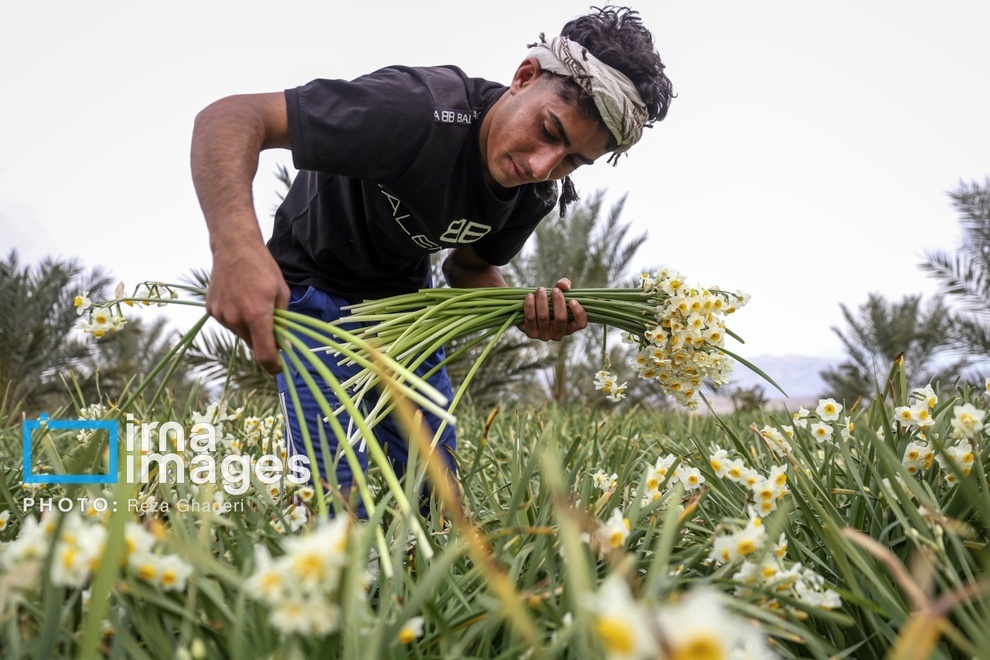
[521, 277, 588, 341]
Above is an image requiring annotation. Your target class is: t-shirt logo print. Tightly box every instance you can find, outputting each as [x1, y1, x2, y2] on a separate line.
[380, 187, 491, 251]
[439, 219, 491, 244]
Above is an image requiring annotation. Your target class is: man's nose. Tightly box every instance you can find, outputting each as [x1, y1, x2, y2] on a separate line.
[530, 148, 564, 181]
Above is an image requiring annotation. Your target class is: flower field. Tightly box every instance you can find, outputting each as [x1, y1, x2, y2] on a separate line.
[2, 362, 989, 658]
[2, 277, 989, 659]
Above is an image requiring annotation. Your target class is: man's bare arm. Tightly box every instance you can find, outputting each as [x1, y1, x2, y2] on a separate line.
[190, 92, 291, 374]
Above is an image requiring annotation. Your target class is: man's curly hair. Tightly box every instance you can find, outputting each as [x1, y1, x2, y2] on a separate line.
[533, 5, 675, 216]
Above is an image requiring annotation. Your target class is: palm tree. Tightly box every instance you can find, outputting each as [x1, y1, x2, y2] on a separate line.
[0, 250, 112, 421]
[0, 250, 203, 422]
[819, 292, 967, 406]
[920, 178, 990, 359]
[78, 315, 205, 414]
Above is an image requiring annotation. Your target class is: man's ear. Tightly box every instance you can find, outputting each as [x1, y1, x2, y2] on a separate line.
[509, 57, 544, 92]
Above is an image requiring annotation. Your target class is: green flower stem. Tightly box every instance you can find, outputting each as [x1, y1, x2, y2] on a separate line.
[344, 305, 523, 383]
[428, 314, 518, 453]
[115, 298, 207, 308]
[275, 310, 451, 413]
[275, 327, 377, 517]
[276, 343, 330, 519]
[275, 327, 433, 554]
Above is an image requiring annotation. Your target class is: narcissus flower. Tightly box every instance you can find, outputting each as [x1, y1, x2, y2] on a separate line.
[585, 575, 657, 659]
[397, 615, 425, 644]
[950, 403, 985, 440]
[816, 398, 842, 422]
[244, 517, 352, 637]
[596, 508, 632, 550]
[592, 469, 619, 492]
[655, 587, 774, 659]
[809, 421, 833, 444]
[74, 291, 92, 315]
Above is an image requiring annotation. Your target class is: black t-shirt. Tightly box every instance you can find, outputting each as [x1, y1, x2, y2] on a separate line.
[267, 65, 556, 301]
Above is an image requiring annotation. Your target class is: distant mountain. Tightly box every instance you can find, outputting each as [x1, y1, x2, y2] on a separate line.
[724, 353, 839, 405]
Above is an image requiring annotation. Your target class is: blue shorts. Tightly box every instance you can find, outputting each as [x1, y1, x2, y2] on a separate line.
[276, 285, 458, 499]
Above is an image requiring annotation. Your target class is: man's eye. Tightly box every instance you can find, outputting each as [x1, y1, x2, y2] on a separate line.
[540, 122, 556, 140]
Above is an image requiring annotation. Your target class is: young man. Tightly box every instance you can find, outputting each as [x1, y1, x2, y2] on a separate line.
[191, 6, 673, 511]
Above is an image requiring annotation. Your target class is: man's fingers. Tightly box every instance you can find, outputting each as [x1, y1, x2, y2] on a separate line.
[568, 299, 588, 332]
[550, 287, 568, 340]
[250, 328, 282, 374]
[208, 297, 282, 374]
[239, 307, 280, 374]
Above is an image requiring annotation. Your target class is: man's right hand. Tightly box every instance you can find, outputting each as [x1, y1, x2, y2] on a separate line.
[206, 241, 290, 375]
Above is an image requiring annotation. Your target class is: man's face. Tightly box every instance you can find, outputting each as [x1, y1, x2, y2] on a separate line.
[481, 60, 612, 190]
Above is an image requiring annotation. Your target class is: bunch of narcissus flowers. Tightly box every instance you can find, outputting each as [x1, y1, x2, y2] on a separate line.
[342, 265, 756, 412]
[616, 265, 751, 409]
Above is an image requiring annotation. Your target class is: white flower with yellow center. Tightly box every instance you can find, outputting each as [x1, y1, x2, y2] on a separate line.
[741, 467, 761, 489]
[937, 442, 976, 478]
[397, 615, 425, 644]
[592, 469, 619, 492]
[901, 440, 930, 474]
[158, 554, 193, 591]
[270, 594, 342, 637]
[809, 421, 833, 443]
[674, 465, 705, 491]
[585, 575, 657, 659]
[596, 509, 632, 550]
[656, 588, 772, 660]
[950, 403, 985, 440]
[760, 426, 791, 456]
[651, 454, 676, 481]
[710, 513, 767, 565]
[724, 459, 746, 484]
[284, 504, 308, 533]
[792, 407, 810, 429]
[124, 522, 156, 558]
[709, 448, 730, 477]
[914, 383, 938, 409]
[245, 546, 293, 603]
[816, 398, 842, 422]
[912, 405, 934, 429]
[50, 515, 105, 588]
[74, 291, 93, 315]
[894, 405, 915, 426]
[773, 533, 788, 559]
[607, 380, 629, 403]
[594, 370, 619, 395]
[768, 464, 788, 489]
[751, 479, 777, 505]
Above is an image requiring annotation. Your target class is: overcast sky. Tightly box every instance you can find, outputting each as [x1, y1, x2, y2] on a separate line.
[2, 1, 988, 363]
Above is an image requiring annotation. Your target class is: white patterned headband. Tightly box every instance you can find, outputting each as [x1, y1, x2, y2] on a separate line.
[527, 34, 648, 156]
